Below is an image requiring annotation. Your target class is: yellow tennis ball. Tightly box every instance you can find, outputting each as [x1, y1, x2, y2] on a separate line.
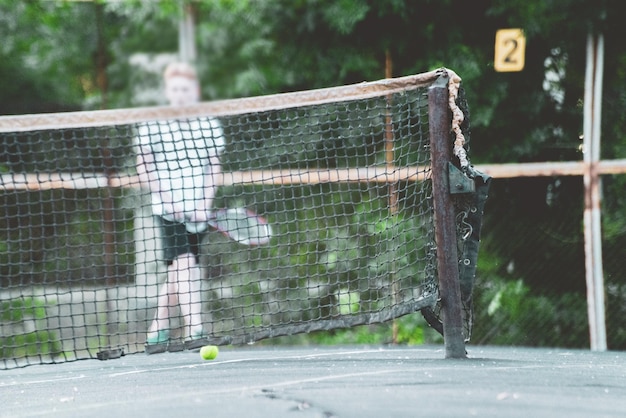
[200, 345, 219, 360]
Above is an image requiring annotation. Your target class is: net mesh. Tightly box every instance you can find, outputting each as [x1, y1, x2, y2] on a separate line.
[0, 70, 463, 368]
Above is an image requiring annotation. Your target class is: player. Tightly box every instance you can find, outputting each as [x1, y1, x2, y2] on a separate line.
[136, 62, 225, 354]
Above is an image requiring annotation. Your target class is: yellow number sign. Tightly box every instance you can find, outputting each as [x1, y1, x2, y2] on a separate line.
[494, 29, 526, 72]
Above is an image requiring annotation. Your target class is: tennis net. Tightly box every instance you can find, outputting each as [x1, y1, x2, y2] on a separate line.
[0, 68, 486, 368]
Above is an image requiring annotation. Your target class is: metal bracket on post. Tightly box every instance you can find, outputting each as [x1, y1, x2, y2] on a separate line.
[448, 163, 475, 195]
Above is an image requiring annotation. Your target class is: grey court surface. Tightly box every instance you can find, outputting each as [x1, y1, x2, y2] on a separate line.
[1, 345, 625, 418]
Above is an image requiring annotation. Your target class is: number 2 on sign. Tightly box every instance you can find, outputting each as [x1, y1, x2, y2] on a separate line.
[495, 29, 526, 72]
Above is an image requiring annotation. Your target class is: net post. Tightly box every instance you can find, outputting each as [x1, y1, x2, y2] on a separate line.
[428, 73, 467, 359]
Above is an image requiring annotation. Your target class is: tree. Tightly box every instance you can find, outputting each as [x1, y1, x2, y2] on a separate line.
[0, 1, 104, 113]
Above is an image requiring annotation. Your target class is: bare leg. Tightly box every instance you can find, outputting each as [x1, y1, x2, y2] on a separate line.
[174, 252, 205, 338]
[147, 252, 204, 344]
[147, 280, 178, 335]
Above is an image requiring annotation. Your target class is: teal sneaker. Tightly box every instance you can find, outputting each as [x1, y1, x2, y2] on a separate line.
[145, 330, 170, 355]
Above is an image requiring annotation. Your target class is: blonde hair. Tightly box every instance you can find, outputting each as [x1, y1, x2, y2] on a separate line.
[163, 62, 198, 81]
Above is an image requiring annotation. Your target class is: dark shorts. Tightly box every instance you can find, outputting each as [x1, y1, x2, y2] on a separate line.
[156, 217, 203, 265]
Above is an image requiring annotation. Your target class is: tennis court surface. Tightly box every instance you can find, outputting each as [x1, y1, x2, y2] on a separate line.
[1, 345, 625, 418]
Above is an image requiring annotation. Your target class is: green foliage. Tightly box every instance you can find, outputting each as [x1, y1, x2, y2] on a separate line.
[0, 297, 62, 359]
[205, 178, 434, 334]
[264, 314, 442, 346]
[0, 1, 104, 112]
[472, 271, 589, 348]
[1, 298, 46, 322]
[394, 315, 427, 345]
[309, 325, 389, 345]
[322, 0, 370, 35]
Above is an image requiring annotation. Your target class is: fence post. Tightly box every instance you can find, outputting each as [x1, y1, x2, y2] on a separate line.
[429, 74, 466, 359]
[583, 32, 607, 351]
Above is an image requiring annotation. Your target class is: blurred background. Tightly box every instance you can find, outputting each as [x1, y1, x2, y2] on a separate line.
[1, 0, 625, 350]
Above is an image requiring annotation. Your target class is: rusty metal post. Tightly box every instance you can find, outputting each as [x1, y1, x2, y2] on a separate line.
[583, 33, 607, 351]
[428, 74, 466, 359]
[385, 50, 401, 344]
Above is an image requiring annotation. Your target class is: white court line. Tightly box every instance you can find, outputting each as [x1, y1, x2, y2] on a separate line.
[0, 374, 86, 387]
[108, 348, 388, 378]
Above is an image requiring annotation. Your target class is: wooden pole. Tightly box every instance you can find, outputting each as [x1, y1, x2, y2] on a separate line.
[179, 1, 196, 63]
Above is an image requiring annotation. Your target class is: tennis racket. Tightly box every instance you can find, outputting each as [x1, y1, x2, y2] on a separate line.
[185, 208, 273, 246]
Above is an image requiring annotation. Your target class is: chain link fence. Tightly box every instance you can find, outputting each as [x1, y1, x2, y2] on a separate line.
[470, 172, 626, 350]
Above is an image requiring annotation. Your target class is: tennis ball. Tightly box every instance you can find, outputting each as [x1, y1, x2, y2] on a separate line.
[200, 345, 219, 360]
